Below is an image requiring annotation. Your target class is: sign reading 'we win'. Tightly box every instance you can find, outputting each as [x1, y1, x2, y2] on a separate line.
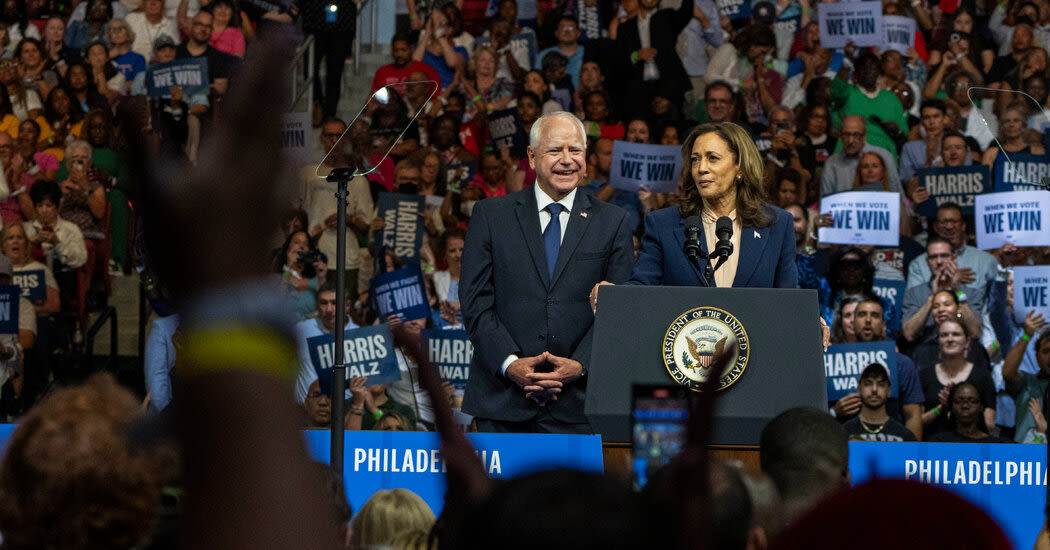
[1012, 266, 1050, 325]
[818, 1, 883, 48]
[975, 191, 1050, 250]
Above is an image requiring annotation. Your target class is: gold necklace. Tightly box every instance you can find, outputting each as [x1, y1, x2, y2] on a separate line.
[860, 420, 885, 434]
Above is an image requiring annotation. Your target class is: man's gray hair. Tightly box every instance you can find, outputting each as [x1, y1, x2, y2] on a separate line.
[65, 140, 92, 161]
[529, 111, 587, 149]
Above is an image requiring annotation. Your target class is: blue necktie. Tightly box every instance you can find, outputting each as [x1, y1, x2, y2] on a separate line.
[543, 203, 564, 278]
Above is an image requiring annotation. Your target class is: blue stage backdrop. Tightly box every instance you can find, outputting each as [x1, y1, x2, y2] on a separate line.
[302, 431, 605, 514]
[0, 423, 1042, 549]
[849, 442, 1047, 550]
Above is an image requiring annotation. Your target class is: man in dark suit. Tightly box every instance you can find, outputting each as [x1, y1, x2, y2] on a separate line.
[615, 0, 705, 117]
[460, 112, 635, 433]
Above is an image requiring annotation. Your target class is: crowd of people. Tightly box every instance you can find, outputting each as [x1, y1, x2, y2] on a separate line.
[185, 0, 1048, 445]
[0, 0, 1048, 547]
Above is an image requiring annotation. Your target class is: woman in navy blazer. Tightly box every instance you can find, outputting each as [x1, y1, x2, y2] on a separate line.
[629, 122, 799, 288]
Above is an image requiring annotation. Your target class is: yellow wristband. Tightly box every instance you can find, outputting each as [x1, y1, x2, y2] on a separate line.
[179, 326, 298, 381]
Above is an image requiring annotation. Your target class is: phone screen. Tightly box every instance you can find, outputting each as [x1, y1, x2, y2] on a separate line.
[631, 385, 690, 490]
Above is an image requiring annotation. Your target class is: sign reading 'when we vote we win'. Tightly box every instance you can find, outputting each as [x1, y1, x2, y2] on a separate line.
[818, 1, 883, 48]
[0, 285, 19, 334]
[1012, 266, 1050, 324]
[975, 191, 1050, 250]
[146, 58, 209, 98]
[818, 191, 900, 247]
[609, 142, 682, 194]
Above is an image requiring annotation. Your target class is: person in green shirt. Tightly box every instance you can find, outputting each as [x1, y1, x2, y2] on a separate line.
[347, 377, 418, 431]
[830, 52, 908, 162]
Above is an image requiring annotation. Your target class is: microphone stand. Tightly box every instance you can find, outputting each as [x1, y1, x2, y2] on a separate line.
[327, 165, 355, 475]
[686, 251, 713, 287]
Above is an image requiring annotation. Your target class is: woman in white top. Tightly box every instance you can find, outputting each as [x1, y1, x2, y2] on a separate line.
[1, 223, 61, 315]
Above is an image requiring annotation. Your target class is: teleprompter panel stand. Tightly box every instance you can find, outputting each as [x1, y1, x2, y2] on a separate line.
[585, 286, 826, 444]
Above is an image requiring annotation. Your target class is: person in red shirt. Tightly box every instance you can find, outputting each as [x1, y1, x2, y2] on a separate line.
[371, 33, 443, 93]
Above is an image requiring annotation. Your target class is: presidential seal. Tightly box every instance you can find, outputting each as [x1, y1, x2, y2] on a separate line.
[662, 307, 749, 391]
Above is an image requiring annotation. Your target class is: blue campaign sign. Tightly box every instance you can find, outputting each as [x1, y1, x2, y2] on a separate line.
[423, 329, 472, 390]
[915, 165, 990, 217]
[716, 0, 750, 20]
[146, 58, 209, 98]
[0, 285, 19, 334]
[823, 341, 898, 401]
[303, 430, 604, 515]
[306, 324, 400, 393]
[994, 151, 1050, 191]
[871, 278, 905, 332]
[376, 193, 425, 266]
[371, 267, 430, 322]
[12, 269, 46, 302]
[488, 108, 526, 155]
[849, 442, 1047, 550]
[609, 141, 683, 194]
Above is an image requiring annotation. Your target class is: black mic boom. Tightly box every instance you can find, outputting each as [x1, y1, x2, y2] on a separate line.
[683, 215, 703, 258]
[711, 216, 734, 271]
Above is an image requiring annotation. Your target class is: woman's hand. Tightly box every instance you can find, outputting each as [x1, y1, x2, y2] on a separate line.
[1029, 398, 1047, 435]
[1023, 310, 1047, 338]
[937, 384, 952, 409]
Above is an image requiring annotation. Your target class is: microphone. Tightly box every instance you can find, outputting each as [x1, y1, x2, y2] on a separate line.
[710, 216, 734, 271]
[683, 216, 703, 259]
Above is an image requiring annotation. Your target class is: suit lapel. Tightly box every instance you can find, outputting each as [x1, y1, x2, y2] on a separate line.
[514, 190, 551, 287]
[550, 191, 592, 287]
[673, 213, 709, 286]
[733, 223, 771, 287]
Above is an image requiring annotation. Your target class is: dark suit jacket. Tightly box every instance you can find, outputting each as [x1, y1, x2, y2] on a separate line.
[460, 188, 634, 424]
[615, 1, 694, 98]
[628, 205, 799, 288]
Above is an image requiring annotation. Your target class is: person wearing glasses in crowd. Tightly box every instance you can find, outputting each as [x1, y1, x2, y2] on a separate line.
[905, 203, 997, 320]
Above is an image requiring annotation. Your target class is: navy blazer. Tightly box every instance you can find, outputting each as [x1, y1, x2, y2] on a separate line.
[628, 205, 799, 288]
[460, 188, 635, 424]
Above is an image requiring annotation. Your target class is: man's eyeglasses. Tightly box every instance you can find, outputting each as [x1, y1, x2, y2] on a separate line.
[840, 132, 865, 139]
[936, 219, 963, 226]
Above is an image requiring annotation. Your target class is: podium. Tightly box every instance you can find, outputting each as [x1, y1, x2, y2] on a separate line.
[585, 285, 827, 445]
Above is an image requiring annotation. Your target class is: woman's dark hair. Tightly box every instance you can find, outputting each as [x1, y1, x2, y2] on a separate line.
[407, 148, 447, 195]
[830, 295, 865, 344]
[804, 76, 832, 108]
[944, 381, 990, 433]
[798, 103, 828, 135]
[84, 0, 114, 22]
[517, 90, 541, 109]
[30, 179, 63, 206]
[731, 24, 775, 52]
[523, 70, 551, 102]
[44, 85, 86, 124]
[207, 0, 242, 26]
[273, 230, 317, 273]
[677, 122, 771, 228]
[15, 37, 44, 64]
[827, 246, 876, 295]
[0, 82, 13, 118]
[1, 0, 30, 32]
[439, 227, 467, 257]
[85, 42, 117, 81]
